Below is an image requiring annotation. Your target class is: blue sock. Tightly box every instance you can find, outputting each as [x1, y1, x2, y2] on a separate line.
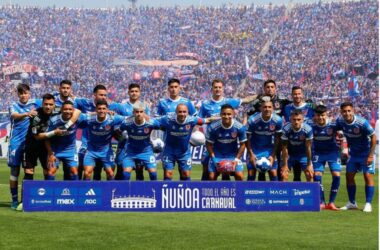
[11, 187, 18, 203]
[329, 176, 340, 203]
[136, 171, 144, 181]
[83, 177, 91, 181]
[247, 174, 256, 181]
[46, 175, 55, 180]
[201, 172, 208, 181]
[270, 176, 278, 181]
[122, 172, 131, 181]
[365, 185, 374, 203]
[182, 176, 191, 181]
[347, 185, 356, 204]
[149, 172, 157, 180]
[70, 174, 78, 181]
[164, 177, 172, 181]
[314, 175, 325, 204]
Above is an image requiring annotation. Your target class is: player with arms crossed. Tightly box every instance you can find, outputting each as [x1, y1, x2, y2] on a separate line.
[337, 102, 376, 212]
[199, 78, 256, 181]
[246, 98, 283, 181]
[281, 109, 314, 182]
[308, 105, 341, 210]
[118, 102, 160, 181]
[206, 104, 247, 181]
[45, 101, 86, 180]
[158, 103, 218, 181]
[82, 100, 124, 181]
[7, 84, 40, 209]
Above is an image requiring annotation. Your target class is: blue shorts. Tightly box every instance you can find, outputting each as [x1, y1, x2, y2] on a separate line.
[54, 153, 79, 168]
[288, 156, 308, 171]
[122, 152, 156, 170]
[347, 156, 375, 174]
[162, 153, 192, 171]
[83, 149, 115, 168]
[7, 143, 24, 168]
[246, 151, 278, 171]
[313, 152, 341, 173]
[209, 156, 244, 173]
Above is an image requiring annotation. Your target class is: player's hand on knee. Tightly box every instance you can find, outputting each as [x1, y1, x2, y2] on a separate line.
[366, 155, 374, 166]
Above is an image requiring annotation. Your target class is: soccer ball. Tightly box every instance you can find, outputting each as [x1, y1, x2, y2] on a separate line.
[189, 131, 206, 146]
[217, 159, 235, 173]
[151, 138, 165, 153]
[256, 157, 271, 173]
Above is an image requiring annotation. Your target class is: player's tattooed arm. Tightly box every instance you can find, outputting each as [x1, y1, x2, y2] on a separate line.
[11, 109, 38, 120]
[245, 134, 256, 168]
[305, 139, 314, 180]
[367, 134, 377, 165]
[241, 94, 258, 105]
[204, 116, 220, 124]
[281, 139, 289, 181]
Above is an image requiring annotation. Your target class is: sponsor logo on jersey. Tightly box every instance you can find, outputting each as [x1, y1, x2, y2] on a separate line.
[231, 132, 237, 138]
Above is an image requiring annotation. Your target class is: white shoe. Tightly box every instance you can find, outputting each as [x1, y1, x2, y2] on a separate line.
[340, 202, 358, 210]
[363, 203, 372, 213]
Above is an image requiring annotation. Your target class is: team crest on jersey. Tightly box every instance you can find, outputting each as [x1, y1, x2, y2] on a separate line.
[302, 110, 308, 116]
[299, 135, 305, 140]
[353, 127, 360, 134]
[327, 128, 333, 135]
[144, 127, 150, 134]
[231, 131, 237, 138]
[105, 125, 111, 131]
[269, 124, 275, 131]
[185, 124, 191, 131]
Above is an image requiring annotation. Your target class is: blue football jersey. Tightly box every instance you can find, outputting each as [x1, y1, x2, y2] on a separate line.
[307, 120, 339, 155]
[198, 97, 241, 118]
[52, 91, 76, 112]
[281, 123, 313, 157]
[47, 113, 87, 156]
[83, 114, 124, 153]
[156, 97, 196, 116]
[283, 102, 314, 123]
[246, 112, 283, 155]
[206, 119, 247, 158]
[119, 117, 160, 154]
[157, 114, 205, 155]
[8, 99, 40, 146]
[336, 115, 375, 157]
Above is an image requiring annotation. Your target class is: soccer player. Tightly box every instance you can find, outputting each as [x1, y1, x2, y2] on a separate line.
[206, 104, 247, 181]
[75, 84, 122, 180]
[45, 101, 86, 180]
[114, 83, 150, 181]
[199, 78, 257, 181]
[156, 78, 197, 116]
[246, 99, 283, 181]
[337, 102, 376, 212]
[281, 109, 314, 182]
[158, 104, 218, 181]
[7, 84, 39, 209]
[308, 105, 341, 210]
[81, 100, 124, 180]
[245, 79, 290, 181]
[283, 86, 314, 181]
[119, 102, 160, 181]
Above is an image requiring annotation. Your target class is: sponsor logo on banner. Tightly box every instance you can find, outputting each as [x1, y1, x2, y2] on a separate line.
[38, 188, 46, 196]
[244, 189, 266, 196]
[245, 198, 266, 206]
[292, 189, 312, 197]
[56, 198, 76, 205]
[55, 188, 77, 196]
[291, 198, 313, 206]
[268, 199, 290, 205]
[269, 188, 288, 196]
[31, 187, 53, 196]
[86, 189, 96, 196]
[30, 199, 53, 205]
[79, 198, 102, 206]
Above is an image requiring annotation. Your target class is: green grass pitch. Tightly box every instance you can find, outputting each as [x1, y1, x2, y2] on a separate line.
[0, 159, 378, 249]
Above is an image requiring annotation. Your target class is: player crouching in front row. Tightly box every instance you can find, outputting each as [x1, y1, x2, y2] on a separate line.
[206, 104, 246, 181]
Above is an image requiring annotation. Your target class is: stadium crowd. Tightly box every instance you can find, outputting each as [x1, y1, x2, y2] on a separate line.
[0, 0, 378, 120]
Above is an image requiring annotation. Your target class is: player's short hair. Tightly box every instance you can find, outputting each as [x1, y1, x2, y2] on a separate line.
[340, 101, 353, 109]
[176, 103, 188, 111]
[291, 109, 303, 116]
[132, 101, 146, 111]
[291, 86, 302, 92]
[221, 104, 234, 112]
[95, 100, 108, 107]
[93, 84, 107, 93]
[60, 79, 72, 86]
[263, 79, 276, 87]
[16, 83, 30, 93]
[168, 78, 180, 86]
[42, 93, 55, 102]
[314, 105, 327, 114]
[62, 100, 74, 106]
[128, 83, 141, 90]
[211, 78, 223, 87]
